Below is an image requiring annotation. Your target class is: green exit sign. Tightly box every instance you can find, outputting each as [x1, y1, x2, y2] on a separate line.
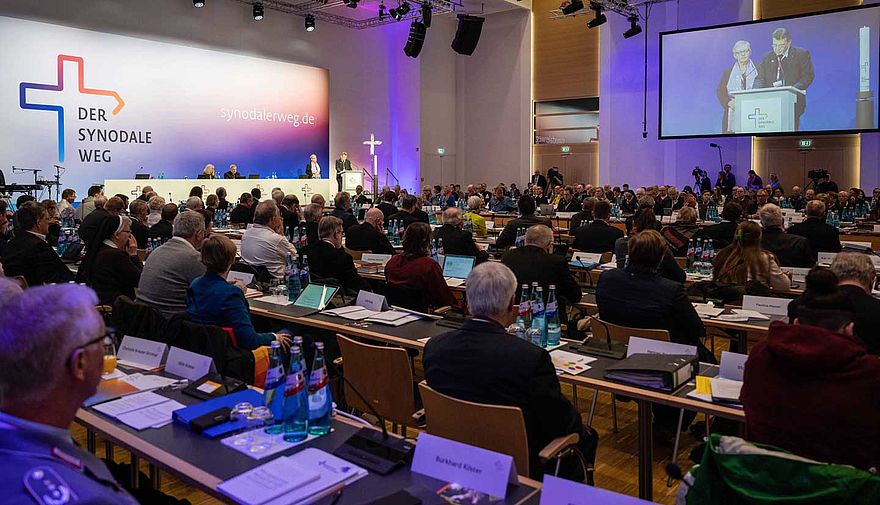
[799, 139, 813, 148]
[561, 146, 571, 153]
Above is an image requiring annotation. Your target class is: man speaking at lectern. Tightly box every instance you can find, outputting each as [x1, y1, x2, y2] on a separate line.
[754, 28, 814, 130]
[335, 151, 351, 192]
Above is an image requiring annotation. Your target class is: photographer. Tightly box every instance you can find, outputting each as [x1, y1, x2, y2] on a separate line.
[693, 167, 711, 193]
[814, 170, 838, 194]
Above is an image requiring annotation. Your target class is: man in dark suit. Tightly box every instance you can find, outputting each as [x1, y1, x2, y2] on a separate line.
[556, 186, 580, 213]
[148, 204, 178, 241]
[223, 164, 244, 179]
[301, 216, 369, 294]
[502, 225, 581, 305]
[571, 200, 623, 253]
[570, 198, 595, 233]
[128, 199, 150, 249]
[77, 195, 109, 245]
[345, 208, 395, 255]
[753, 28, 814, 129]
[1, 203, 74, 285]
[423, 262, 597, 480]
[411, 199, 430, 224]
[433, 208, 489, 264]
[759, 203, 815, 268]
[694, 201, 742, 249]
[334, 152, 352, 193]
[786, 200, 841, 257]
[229, 193, 254, 225]
[385, 195, 420, 230]
[301, 203, 321, 246]
[376, 191, 398, 220]
[495, 196, 552, 249]
[329, 192, 358, 232]
[530, 169, 548, 195]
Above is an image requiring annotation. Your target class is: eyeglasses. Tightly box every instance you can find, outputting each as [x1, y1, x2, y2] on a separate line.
[65, 328, 115, 368]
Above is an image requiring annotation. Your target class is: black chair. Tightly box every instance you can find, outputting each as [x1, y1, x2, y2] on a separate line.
[231, 261, 273, 291]
[112, 296, 168, 343]
[382, 283, 430, 312]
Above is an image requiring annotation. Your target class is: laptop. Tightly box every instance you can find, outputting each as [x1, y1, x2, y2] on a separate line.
[442, 255, 475, 287]
[256, 283, 339, 317]
[539, 203, 555, 216]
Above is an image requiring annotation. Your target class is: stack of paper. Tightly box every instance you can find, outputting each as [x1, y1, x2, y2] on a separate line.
[692, 303, 724, 318]
[218, 448, 368, 505]
[364, 310, 421, 326]
[322, 306, 381, 320]
[710, 377, 743, 405]
[92, 391, 184, 430]
[256, 295, 293, 306]
[730, 309, 770, 320]
[550, 350, 597, 375]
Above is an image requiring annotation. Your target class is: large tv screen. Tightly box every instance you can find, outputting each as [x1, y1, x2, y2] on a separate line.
[659, 5, 880, 139]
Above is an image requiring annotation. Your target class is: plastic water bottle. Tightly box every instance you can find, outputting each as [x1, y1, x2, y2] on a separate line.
[299, 255, 310, 288]
[694, 240, 703, 265]
[545, 285, 561, 347]
[263, 341, 286, 434]
[431, 239, 440, 264]
[282, 345, 309, 442]
[57, 231, 68, 256]
[464, 215, 473, 234]
[515, 284, 532, 339]
[307, 342, 333, 436]
[700, 241, 712, 275]
[685, 239, 695, 270]
[286, 256, 302, 301]
[437, 238, 445, 256]
[396, 219, 405, 243]
[531, 286, 547, 347]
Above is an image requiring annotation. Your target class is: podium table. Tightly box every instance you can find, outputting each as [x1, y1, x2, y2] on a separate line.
[730, 85, 805, 133]
[105, 178, 332, 204]
[341, 170, 363, 193]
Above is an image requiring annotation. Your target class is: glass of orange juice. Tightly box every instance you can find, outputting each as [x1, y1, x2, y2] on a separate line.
[103, 340, 117, 374]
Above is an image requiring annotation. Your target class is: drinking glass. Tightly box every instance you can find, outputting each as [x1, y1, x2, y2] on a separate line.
[230, 402, 256, 447]
[247, 407, 276, 454]
[102, 341, 117, 375]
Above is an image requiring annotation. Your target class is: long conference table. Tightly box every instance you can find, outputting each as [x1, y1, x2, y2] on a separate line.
[76, 378, 542, 505]
[248, 298, 747, 501]
[105, 178, 334, 205]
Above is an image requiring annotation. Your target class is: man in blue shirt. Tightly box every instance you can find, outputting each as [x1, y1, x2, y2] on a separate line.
[488, 186, 517, 213]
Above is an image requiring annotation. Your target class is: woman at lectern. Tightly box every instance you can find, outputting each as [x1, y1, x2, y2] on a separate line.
[199, 164, 216, 179]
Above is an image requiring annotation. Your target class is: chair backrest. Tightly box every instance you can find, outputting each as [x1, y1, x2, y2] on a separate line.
[336, 334, 415, 426]
[382, 283, 429, 312]
[344, 247, 364, 260]
[112, 296, 168, 343]
[418, 382, 531, 476]
[591, 316, 670, 343]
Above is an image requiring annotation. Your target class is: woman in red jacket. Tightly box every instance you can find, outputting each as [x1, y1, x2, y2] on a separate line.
[385, 222, 456, 310]
[741, 268, 880, 471]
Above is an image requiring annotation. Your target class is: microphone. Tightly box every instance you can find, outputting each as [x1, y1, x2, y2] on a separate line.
[324, 356, 415, 475]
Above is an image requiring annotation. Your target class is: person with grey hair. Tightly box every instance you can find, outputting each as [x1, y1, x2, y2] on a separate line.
[759, 203, 815, 267]
[787, 199, 841, 255]
[464, 195, 488, 236]
[385, 194, 420, 230]
[718, 39, 757, 133]
[818, 253, 880, 355]
[137, 211, 208, 318]
[0, 284, 139, 504]
[310, 193, 326, 209]
[271, 188, 285, 206]
[1, 202, 74, 285]
[147, 195, 165, 226]
[502, 224, 581, 306]
[240, 200, 298, 279]
[128, 198, 149, 248]
[345, 207, 395, 255]
[423, 261, 598, 480]
[434, 207, 489, 264]
[301, 202, 322, 246]
[301, 216, 368, 293]
[330, 192, 358, 232]
[185, 195, 204, 211]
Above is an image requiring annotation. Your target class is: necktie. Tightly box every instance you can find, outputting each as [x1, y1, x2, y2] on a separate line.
[776, 55, 784, 83]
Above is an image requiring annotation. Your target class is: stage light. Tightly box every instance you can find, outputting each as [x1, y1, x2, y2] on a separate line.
[379, 3, 387, 19]
[253, 2, 264, 20]
[392, 1, 410, 20]
[193, 0, 205, 7]
[587, 2, 605, 28]
[421, 3, 432, 27]
[305, 14, 316, 31]
[561, 0, 583, 16]
[623, 15, 641, 38]
[404, 20, 427, 58]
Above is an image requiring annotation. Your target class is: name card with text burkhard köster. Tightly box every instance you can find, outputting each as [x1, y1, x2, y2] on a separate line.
[165, 347, 217, 381]
[411, 433, 518, 499]
[116, 336, 167, 370]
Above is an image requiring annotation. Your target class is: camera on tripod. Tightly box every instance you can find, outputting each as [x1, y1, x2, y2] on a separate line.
[808, 169, 829, 181]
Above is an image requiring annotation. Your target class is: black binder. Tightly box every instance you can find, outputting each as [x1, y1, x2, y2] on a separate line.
[604, 353, 698, 392]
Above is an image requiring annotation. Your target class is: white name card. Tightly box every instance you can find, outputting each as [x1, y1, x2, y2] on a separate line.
[361, 253, 392, 265]
[742, 295, 791, 316]
[626, 336, 696, 357]
[719, 351, 748, 381]
[227, 271, 254, 286]
[874, 225, 880, 233]
[817, 252, 838, 265]
[411, 433, 517, 499]
[116, 336, 167, 370]
[165, 347, 216, 381]
[787, 267, 810, 283]
[355, 290, 388, 311]
[540, 475, 652, 505]
[486, 221, 495, 229]
[571, 252, 602, 265]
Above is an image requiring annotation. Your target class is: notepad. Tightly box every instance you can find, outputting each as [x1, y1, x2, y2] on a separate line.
[217, 456, 320, 505]
[730, 309, 771, 320]
[116, 399, 185, 430]
[93, 391, 169, 418]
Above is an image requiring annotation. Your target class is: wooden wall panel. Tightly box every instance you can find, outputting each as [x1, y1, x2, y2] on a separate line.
[533, 0, 600, 101]
[756, 0, 861, 20]
[533, 143, 599, 185]
[753, 135, 859, 191]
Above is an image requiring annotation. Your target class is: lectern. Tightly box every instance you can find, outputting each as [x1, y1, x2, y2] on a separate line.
[729, 86, 805, 133]
[341, 170, 363, 193]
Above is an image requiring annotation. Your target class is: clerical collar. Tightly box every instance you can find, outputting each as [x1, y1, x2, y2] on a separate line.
[471, 316, 506, 329]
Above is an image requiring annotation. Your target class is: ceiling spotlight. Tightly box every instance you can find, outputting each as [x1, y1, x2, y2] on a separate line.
[305, 14, 316, 31]
[392, 2, 409, 21]
[193, 0, 206, 7]
[561, 0, 583, 15]
[421, 3, 432, 27]
[587, 2, 606, 28]
[623, 15, 641, 38]
[379, 3, 387, 19]
[253, 2, 264, 20]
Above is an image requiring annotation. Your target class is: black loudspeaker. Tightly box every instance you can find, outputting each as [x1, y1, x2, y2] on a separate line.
[451, 14, 485, 56]
[404, 21, 427, 58]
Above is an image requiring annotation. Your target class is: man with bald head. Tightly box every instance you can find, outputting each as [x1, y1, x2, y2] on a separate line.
[344, 207, 395, 255]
